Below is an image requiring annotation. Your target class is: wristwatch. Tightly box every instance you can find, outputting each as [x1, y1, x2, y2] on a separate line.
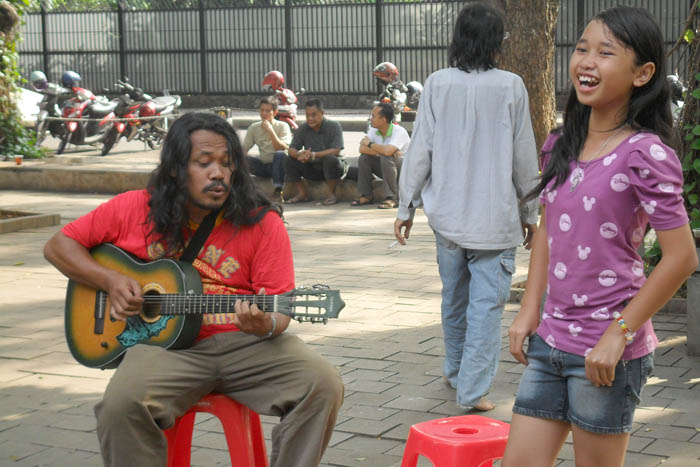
[260, 314, 277, 339]
[368, 142, 373, 148]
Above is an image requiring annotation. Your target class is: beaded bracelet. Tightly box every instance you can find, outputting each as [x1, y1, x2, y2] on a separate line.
[612, 312, 634, 344]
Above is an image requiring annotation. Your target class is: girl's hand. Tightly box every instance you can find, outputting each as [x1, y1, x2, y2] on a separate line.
[508, 307, 540, 365]
[584, 322, 626, 387]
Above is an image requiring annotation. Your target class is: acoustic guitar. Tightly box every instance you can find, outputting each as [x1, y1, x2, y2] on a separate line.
[64, 243, 344, 369]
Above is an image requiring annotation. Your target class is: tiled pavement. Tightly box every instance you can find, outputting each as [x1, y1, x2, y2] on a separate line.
[1, 189, 699, 467]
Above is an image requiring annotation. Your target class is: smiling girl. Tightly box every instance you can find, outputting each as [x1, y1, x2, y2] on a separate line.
[502, 7, 698, 466]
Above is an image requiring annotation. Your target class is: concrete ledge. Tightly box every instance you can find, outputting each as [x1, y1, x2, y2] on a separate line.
[0, 166, 150, 194]
[0, 164, 389, 202]
[0, 210, 60, 233]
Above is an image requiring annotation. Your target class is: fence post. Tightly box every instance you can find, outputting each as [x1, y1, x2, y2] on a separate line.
[576, 0, 585, 36]
[117, 0, 126, 80]
[199, 0, 208, 94]
[375, 0, 383, 65]
[375, 0, 383, 94]
[40, 0, 49, 79]
[285, 0, 293, 89]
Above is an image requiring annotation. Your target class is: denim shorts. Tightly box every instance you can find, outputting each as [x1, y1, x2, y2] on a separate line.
[512, 334, 654, 434]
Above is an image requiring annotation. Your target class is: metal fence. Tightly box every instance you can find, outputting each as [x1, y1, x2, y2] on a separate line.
[17, 0, 694, 99]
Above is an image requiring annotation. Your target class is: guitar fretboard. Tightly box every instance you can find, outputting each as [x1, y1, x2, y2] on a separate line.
[99, 293, 294, 316]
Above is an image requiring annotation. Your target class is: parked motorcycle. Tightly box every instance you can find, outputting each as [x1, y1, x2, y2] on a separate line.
[56, 71, 116, 155]
[29, 71, 73, 146]
[262, 70, 305, 131]
[101, 79, 181, 156]
[370, 62, 422, 130]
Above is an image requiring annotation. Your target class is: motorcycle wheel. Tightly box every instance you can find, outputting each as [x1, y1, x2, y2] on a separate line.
[101, 127, 119, 157]
[146, 123, 167, 149]
[56, 133, 69, 155]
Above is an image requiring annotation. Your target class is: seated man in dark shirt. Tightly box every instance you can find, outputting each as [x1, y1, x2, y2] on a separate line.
[286, 99, 346, 205]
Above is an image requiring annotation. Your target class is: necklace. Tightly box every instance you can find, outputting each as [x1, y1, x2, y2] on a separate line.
[570, 125, 626, 192]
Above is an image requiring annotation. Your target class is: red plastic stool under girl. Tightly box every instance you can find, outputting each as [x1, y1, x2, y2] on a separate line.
[163, 394, 269, 467]
[401, 415, 510, 467]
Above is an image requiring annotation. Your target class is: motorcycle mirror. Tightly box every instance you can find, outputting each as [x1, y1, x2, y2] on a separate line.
[297, 88, 306, 95]
[123, 76, 130, 83]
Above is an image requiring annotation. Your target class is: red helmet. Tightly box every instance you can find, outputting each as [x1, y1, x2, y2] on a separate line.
[262, 70, 285, 91]
[373, 62, 399, 84]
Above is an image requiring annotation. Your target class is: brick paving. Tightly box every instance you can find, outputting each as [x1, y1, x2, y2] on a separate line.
[1, 184, 699, 466]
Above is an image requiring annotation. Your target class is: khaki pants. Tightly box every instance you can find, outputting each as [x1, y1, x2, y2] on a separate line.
[95, 331, 344, 467]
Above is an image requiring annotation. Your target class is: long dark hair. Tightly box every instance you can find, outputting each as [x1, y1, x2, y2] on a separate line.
[448, 2, 504, 73]
[526, 6, 673, 200]
[146, 112, 280, 256]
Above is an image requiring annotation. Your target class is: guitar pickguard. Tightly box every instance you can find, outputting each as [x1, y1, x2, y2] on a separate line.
[117, 315, 173, 347]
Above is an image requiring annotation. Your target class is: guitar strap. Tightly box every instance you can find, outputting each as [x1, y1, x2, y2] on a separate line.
[179, 208, 221, 264]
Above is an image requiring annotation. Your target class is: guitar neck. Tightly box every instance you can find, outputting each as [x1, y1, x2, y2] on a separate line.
[138, 293, 292, 316]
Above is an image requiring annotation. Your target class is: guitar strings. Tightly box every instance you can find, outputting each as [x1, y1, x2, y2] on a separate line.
[97, 294, 325, 315]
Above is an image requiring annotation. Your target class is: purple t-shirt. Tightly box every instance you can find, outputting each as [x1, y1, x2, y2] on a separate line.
[537, 131, 688, 359]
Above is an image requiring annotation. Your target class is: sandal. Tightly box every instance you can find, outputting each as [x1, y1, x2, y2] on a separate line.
[350, 197, 373, 206]
[321, 196, 337, 206]
[377, 199, 398, 209]
[285, 195, 308, 204]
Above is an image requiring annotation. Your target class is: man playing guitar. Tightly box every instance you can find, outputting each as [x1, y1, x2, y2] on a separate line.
[44, 112, 344, 467]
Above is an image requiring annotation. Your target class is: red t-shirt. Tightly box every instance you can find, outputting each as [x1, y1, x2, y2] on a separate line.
[62, 189, 295, 340]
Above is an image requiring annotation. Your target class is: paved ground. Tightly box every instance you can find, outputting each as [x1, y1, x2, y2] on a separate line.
[1, 110, 699, 466]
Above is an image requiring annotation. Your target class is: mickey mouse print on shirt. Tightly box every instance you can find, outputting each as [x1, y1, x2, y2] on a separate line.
[536, 132, 688, 361]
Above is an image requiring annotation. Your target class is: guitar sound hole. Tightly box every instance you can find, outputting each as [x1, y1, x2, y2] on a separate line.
[140, 290, 162, 323]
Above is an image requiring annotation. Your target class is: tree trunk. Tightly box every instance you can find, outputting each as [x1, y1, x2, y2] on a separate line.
[495, 0, 560, 151]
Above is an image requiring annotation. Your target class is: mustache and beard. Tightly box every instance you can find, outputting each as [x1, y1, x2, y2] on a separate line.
[188, 180, 232, 211]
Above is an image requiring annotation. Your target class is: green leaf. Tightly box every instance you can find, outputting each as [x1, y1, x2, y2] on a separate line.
[694, 126, 700, 136]
[692, 219, 700, 230]
[684, 181, 697, 193]
[693, 139, 700, 150]
[689, 194, 699, 205]
[693, 208, 700, 220]
[693, 159, 700, 173]
[684, 29, 696, 43]
[693, 89, 700, 99]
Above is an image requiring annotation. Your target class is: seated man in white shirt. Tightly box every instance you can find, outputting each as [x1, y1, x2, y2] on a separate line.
[353, 103, 411, 209]
[242, 96, 292, 202]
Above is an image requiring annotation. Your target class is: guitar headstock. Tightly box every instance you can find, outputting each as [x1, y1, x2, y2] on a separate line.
[289, 285, 345, 323]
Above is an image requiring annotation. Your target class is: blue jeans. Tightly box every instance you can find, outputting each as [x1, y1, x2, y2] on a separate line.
[513, 334, 654, 434]
[435, 232, 515, 407]
[246, 151, 286, 188]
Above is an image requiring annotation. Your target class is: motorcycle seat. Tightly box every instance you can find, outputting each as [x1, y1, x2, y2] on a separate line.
[90, 100, 118, 116]
[152, 95, 179, 112]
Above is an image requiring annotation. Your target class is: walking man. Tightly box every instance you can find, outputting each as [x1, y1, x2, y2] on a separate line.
[394, 3, 539, 411]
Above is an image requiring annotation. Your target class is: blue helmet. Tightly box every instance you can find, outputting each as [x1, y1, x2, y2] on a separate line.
[61, 70, 81, 89]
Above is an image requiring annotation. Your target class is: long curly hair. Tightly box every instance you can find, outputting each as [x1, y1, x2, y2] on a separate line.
[146, 112, 280, 256]
[526, 6, 673, 201]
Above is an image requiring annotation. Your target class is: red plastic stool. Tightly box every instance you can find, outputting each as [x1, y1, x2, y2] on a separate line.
[164, 394, 269, 467]
[401, 415, 510, 467]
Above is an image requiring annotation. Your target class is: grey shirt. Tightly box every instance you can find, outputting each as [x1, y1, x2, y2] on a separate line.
[398, 67, 540, 249]
[290, 118, 344, 153]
